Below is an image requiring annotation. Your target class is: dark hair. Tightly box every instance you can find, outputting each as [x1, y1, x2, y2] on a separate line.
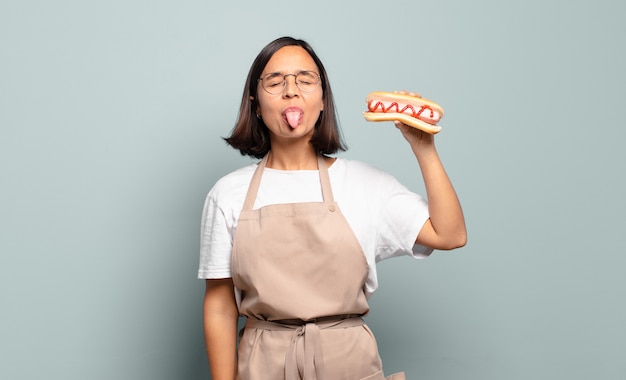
[224, 36, 346, 158]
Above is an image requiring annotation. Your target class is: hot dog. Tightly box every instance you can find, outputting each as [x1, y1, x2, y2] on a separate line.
[363, 91, 444, 134]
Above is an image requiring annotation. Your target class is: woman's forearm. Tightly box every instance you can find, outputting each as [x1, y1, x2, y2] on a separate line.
[413, 144, 467, 250]
[203, 279, 239, 380]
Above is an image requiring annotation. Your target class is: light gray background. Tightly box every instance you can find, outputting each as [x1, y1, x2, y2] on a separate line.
[1, 0, 624, 379]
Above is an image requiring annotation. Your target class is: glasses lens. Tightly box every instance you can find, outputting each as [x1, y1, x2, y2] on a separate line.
[296, 71, 320, 92]
[262, 73, 285, 94]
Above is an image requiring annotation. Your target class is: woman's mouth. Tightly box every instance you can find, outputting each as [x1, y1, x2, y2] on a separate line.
[282, 107, 303, 129]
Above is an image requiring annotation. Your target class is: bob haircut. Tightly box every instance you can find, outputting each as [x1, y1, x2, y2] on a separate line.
[224, 36, 346, 159]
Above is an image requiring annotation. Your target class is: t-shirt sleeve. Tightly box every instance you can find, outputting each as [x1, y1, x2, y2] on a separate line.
[197, 193, 233, 279]
[375, 175, 434, 262]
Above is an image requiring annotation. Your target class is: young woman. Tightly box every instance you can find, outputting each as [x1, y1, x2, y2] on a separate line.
[198, 36, 466, 380]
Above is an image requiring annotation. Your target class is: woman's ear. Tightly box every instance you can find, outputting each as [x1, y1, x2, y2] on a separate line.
[250, 96, 261, 117]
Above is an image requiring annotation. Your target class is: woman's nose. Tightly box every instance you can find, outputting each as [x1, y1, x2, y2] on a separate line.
[283, 75, 299, 98]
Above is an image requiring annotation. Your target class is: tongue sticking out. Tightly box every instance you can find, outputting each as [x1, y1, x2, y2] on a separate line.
[285, 111, 301, 129]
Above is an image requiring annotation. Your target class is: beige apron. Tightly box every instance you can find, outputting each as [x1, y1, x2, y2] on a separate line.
[232, 155, 405, 380]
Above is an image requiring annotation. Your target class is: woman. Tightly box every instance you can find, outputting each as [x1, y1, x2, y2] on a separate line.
[198, 36, 466, 380]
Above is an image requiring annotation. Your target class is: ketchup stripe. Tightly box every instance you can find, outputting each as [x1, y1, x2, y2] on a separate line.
[368, 100, 435, 119]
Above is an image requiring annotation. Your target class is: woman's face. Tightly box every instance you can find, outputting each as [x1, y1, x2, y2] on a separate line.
[256, 45, 324, 145]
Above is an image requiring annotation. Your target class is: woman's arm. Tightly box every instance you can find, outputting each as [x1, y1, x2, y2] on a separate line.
[203, 278, 239, 380]
[394, 113, 467, 250]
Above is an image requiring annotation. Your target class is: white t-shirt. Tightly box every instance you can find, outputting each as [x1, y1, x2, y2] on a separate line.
[198, 158, 433, 298]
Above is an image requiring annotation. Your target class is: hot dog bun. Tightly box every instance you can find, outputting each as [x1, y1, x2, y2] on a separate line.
[363, 91, 444, 134]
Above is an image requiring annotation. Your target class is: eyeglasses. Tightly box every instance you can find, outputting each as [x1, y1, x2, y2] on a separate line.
[258, 71, 321, 95]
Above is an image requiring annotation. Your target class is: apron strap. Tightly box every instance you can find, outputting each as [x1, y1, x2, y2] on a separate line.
[287, 322, 325, 380]
[242, 155, 335, 211]
[242, 155, 268, 211]
[317, 155, 335, 204]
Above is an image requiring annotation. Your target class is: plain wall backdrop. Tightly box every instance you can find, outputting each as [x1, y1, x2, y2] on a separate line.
[1, 0, 625, 379]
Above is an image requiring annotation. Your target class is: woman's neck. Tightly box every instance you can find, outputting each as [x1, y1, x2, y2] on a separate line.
[266, 144, 318, 170]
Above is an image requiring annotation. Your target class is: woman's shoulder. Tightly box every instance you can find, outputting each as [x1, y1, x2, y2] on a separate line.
[332, 157, 409, 199]
[332, 157, 394, 180]
[207, 163, 258, 203]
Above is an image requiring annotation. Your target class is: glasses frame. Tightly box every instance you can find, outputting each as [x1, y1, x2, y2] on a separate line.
[258, 71, 321, 95]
